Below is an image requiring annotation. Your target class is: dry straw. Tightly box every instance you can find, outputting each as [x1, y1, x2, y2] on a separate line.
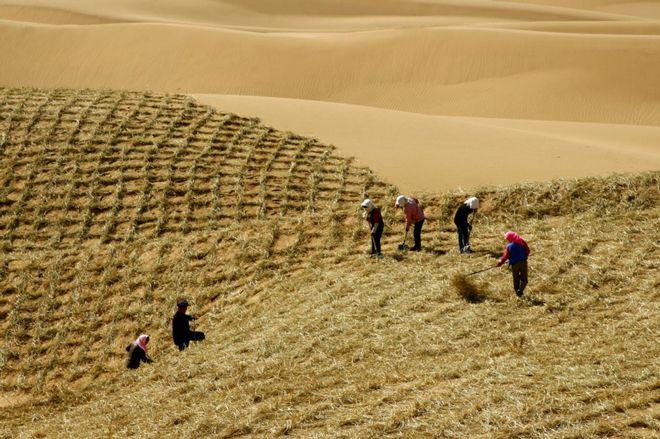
[0, 87, 658, 438]
[451, 273, 487, 303]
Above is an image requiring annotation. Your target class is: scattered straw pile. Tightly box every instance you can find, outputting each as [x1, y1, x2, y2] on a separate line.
[451, 273, 487, 303]
[1, 87, 658, 438]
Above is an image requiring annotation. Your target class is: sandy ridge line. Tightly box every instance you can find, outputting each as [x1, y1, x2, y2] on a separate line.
[3, 17, 660, 39]
[0, 0, 648, 29]
[2, 18, 660, 45]
[474, 19, 660, 35]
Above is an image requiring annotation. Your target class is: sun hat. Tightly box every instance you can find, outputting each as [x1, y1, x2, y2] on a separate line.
[395, 195, 407, 207]
[465, 197, 480, 209]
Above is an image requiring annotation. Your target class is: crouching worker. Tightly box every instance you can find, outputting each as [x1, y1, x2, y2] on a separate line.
[172, 300, 205, 351]
[454, 197, 479, 253]
[395, 195, 425, 251]
[126, 334, 153, 369]
[497, 231, 530, 297]
[361, 198, 384, 257]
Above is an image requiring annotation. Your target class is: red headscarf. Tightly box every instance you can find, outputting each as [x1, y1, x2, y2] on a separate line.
[504, 231, 526, 246]
[135, 334, 149, 353]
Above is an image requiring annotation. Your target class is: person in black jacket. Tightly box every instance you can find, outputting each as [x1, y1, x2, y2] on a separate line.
[172, 300, 205, 351]
[361, 198, 384, 257]
[454, 197, 479, 253]
[125, 334, 153, 369]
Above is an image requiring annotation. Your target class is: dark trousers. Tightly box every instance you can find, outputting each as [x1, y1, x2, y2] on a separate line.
[511, 260, 528, 296]
[371, 223, 383, 254]
[456, 222, 470, 251]
[175, 331, 205, 351]
[412, 219, 424, 250]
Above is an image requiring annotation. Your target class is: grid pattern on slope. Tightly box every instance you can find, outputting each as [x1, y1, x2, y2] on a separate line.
[0, 87, 393, 392]
[0, 88, 392, 251]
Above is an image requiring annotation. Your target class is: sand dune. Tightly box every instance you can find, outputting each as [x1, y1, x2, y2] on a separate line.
[483, 20, 660, 34]
[0, 5, 116, 24]
[508, 0, 660, 19]
[0, 0, 644, 28]
[0, 0, 658, 190]
[196, 94, 660, 192]
[1, 21, 659, 125]
[1, 3, 660, 434]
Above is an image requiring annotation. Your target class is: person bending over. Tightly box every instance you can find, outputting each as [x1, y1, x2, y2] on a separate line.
[361, 198, 384, 257]
[497, 231, 530, 297]
[172, 300, 205, 351]
[395, 195, 425, 251]
[454, 196, 479, 253]
[126, 334, 153, 369]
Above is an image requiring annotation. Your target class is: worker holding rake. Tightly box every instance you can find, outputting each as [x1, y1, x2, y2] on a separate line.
[395, 195, 425, 252]
[497, 231, 530, 297]
[454, 196, 479, 253]
[361, 198, 384, 257]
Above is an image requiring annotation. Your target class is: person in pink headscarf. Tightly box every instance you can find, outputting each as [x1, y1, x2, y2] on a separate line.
[125, 334, 153, 369]
[497, 231, 530, 297]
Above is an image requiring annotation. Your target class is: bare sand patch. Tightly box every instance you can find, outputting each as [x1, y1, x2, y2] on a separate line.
[196, 94, 660, 192]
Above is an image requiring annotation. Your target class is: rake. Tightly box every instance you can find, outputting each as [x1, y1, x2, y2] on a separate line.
[466, 265, 498, 277]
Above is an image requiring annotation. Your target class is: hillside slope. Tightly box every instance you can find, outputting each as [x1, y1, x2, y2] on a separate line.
[1, 87, 658, 437]
[0, 86, 391, 401]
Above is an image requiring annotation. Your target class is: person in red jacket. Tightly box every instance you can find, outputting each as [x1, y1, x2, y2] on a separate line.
[361, 198, 384, 257]
[395, 195, 425, 251]
[497, 231, 530, 296]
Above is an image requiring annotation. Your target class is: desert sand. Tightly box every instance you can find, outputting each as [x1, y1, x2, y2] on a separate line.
[2, 3, 660, 436]
[195, 94, 660, 192]
[1, 0, 659, 189]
